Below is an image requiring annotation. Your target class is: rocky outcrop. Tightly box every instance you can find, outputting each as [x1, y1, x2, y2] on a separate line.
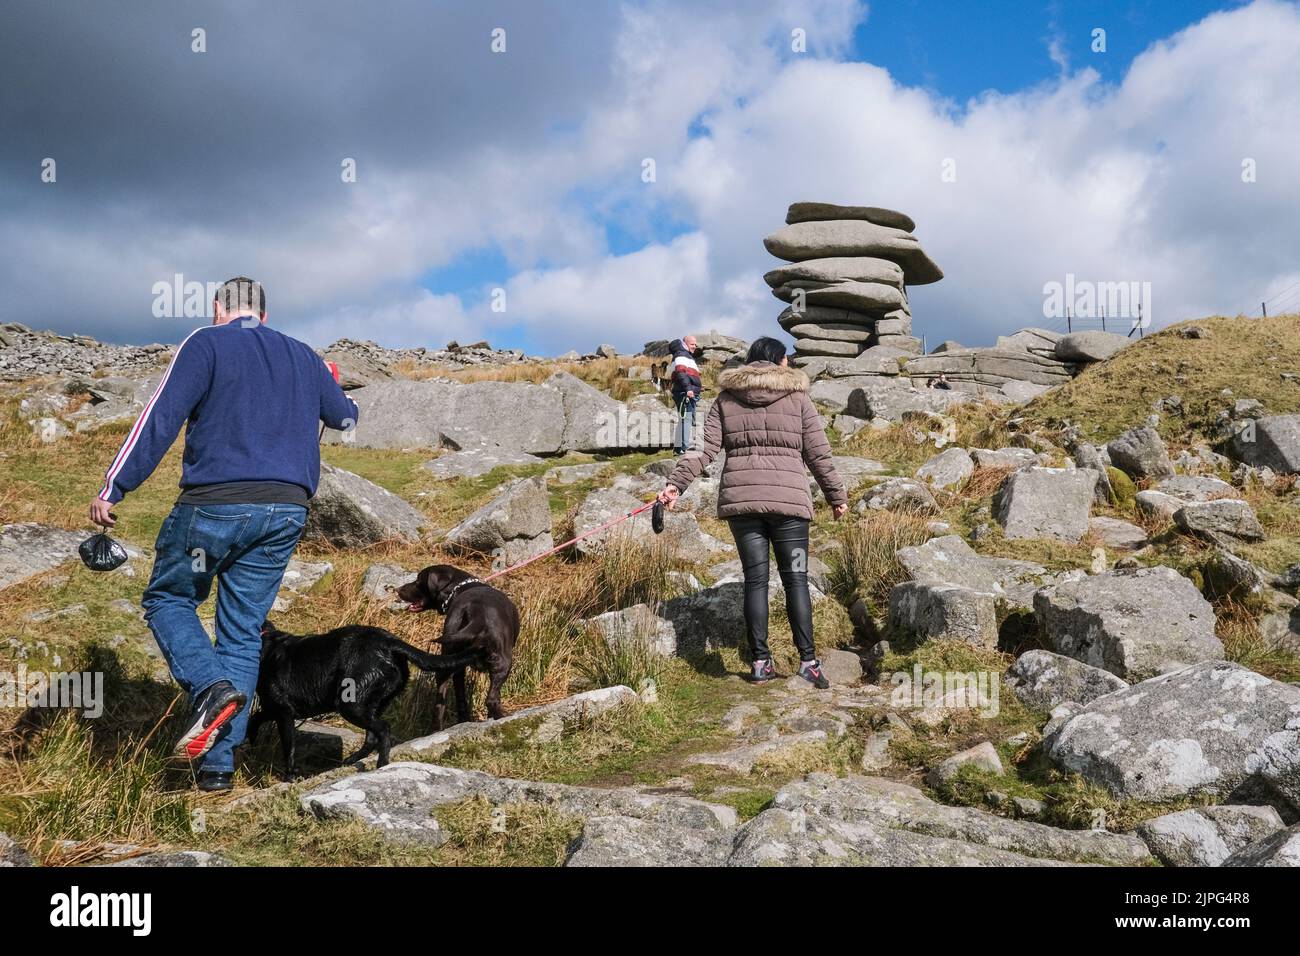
[904, 348, 1076, 391]
[328, 375, 637, 455]
[1055, 331, 1132, 363]
[301, 465, 425, 548]
[764, 203, 940, 366]
[1033, 566, 1223, 680]
[1045, 661, 1300, 810]
[0, 322, 171, 382]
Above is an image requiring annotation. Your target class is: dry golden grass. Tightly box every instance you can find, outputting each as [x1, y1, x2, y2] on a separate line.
[827, 509, 932, 611]
[393, 355, 658, 403]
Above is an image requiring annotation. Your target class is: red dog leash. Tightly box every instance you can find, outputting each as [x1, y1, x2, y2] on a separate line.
[481, 501, 657, 583]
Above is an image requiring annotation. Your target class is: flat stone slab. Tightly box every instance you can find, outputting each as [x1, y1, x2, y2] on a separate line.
[392, 686, 639, 760]
[686, 731, 829, 775]
[299, 762, 737, 845]
[423, 445, 544, 479]
[0, 523, 85, 591]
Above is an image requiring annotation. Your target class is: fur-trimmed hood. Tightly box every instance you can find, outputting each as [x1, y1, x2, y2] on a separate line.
[717, 360, 808, 406]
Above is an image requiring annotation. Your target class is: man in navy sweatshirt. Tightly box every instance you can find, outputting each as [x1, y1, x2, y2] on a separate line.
[89, 277, 358, 791]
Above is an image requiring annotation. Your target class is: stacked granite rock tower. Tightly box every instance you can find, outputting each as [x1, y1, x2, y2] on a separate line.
[763, 202, 943, 365]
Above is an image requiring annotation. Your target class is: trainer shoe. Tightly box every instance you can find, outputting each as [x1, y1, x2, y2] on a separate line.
[195, 770, 234, 793]
[173, 680, 245, 761]
[750, 659, 776, 682]
[797, 659, 830, 689]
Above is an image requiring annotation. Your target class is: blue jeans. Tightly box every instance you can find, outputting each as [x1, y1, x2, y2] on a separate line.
[142, 503, 307, 772]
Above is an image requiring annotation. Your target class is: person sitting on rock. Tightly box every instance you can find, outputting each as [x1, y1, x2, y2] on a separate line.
[668, 335, 702, 453]
[657, 336, 848, 688]
[87, 277, 358, 793]
[933, 373, 953, 390]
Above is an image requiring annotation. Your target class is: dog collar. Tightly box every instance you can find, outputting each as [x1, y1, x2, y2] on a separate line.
[439, 577, 485, 611]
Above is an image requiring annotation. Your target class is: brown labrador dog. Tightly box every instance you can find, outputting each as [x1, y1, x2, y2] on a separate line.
[395, 564, 519, 730]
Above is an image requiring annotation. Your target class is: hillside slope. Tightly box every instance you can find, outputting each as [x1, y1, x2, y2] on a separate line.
[1021, 315, 1300, 445]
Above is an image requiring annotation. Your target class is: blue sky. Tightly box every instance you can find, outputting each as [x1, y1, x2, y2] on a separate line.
[851, 1, 1243, 99]
[413, 0, 1269, 354]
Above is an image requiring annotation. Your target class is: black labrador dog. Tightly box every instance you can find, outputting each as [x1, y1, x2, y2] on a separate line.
[394, 564, 519, 730]
[247, 621, 474, 777]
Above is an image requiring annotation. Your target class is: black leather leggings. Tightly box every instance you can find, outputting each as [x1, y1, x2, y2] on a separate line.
[727, 514, 815, 663]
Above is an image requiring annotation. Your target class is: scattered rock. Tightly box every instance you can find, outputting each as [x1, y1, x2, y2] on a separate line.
[423, 444, 544, 479]
[0, 523, 87, 591]
[1174, 499, 1265, 543]
[993, 467, 1097, 542]
[856, 476, 939, 515]
[1033, 566, 1223, 680]
[302, 465, 425, 548]
[915, 447, 974, 489]
[1004, 649, 1128, 712]
[888, 582, 998, 647]
[1136, 806, 1285, 867]
[1228, 414, 1300, 474]
[1087, 516, 1146, 551]
[1044, 661, 1300, 811]
[1106, 426, 1174, 479]
[1223, 824, 1300, 867]
[925, 742, 1004, 786]
[445, 476, 554, 562]
[0, 833, 33, 867]
[896, 534, 1065, 612]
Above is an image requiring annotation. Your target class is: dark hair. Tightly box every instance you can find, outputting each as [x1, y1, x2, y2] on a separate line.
[745, 336, 787, 365]
[215, 276, 265, 314]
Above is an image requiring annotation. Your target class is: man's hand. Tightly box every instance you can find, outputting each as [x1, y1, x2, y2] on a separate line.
[833, 503, 849, 520]
[686, 390, 695, 399]
[89, 497, 116, 529]
[658, 484, 680, 511]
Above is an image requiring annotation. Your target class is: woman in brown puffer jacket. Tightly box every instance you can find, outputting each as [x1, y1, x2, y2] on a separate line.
[658, 336, 847, 687]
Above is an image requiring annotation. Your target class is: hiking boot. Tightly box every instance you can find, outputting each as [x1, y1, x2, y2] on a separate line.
[195, 770, 234, 793]
[174, 680, 245, 761]
[749, 659, 776, 682]
[797, 659, 830, 690]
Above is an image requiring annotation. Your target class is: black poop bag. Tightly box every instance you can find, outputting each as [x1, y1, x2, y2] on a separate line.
[651, 500, 666, 534]
[79, 531, 128, 572]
